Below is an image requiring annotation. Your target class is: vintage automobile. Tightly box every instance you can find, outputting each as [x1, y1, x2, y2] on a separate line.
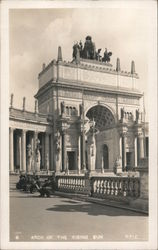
[16, 174, 28, 190]
[16, 174, 57, 197]
[38, 177, 57, 197]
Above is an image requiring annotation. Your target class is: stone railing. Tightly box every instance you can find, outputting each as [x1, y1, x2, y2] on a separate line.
[56, 175, 89, 195]
[55, 175, 140, 201]
[91, 176, 140, 200]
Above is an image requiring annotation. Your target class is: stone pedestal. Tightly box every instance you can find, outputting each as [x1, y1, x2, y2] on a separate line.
[129, 158, 148, 213]
[84, 171, 91, 195]
[114, 157, 122, 175]
[36, 162, 41, 172]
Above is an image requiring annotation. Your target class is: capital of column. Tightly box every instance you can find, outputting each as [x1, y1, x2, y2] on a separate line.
[33, 130, 38, 135]
[119, 126, 128, 137]
[78, 121, 88, 134]
[45, 132, 51, 136]
[22, 129, 27, 135]
[135, 127, 143, 138]
[57, 117, 69, 134]
[9, 127, 15, 133]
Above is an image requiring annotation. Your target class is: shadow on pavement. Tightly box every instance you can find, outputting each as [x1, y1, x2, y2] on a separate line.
[46, 202, 147, 217]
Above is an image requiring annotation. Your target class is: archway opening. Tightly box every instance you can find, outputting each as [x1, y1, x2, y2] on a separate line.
[86, 105, 115, 171]
[86, 105, 115, 131]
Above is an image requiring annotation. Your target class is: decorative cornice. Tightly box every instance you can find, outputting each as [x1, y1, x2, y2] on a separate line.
[9, 108, 53, 126]
[54, 80, 143, 98]
[38, 58, 139, 80]
[38, 60, 56, 78]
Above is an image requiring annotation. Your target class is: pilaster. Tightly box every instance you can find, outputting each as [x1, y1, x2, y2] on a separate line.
[135, 126, 144, 165]
[21, 129, 27, 172]
[9, 127, 14, 172]
[33, 131, 38, 172]
[77, 134, 81, 174]
[119, 126, 128, 171]
[45, 132, 50, 170]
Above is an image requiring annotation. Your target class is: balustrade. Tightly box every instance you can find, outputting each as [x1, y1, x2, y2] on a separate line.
[91, 176, 140, 199]
[56, 175, 140, 200]
[56, 175, 88, 194]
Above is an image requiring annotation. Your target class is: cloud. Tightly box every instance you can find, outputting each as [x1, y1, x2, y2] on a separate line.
[9, 8, 151, 117]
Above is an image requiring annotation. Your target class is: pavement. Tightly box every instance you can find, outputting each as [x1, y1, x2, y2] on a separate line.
[10, 175, 148, 242]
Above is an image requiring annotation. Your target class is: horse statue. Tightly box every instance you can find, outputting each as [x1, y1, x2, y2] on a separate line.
[102, 48, 112, 63]
[96, 48, 102, 61]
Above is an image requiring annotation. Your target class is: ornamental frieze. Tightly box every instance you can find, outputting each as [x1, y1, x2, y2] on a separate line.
[9, 120, 52, 133]
[84, 93, 115, 103]
[58, 89, 82, 99]
[38, 90, 52, 105]
[118, 96, 139, 105]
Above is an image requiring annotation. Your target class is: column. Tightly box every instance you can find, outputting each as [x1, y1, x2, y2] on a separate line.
[45, 132, 50, 170]
[50, 134, 54, 171]
[15, 133, 18, 169]
[122, 133, 127, 171]
[21, 129, 26, 172]
[17, 134, 22, 171]
[62, 131, 67, 172]
[40, 133, 45, 168]
[119, 136, 122, 168]
[54, 131, 62, 173]
[81, 129, 86, 170]
[9, 128, 14, 172]
[134, 136, 138, 167]
[77, 135, 81, 174]
[30, 133, 34, 171]
[138, 134, 144, 163]
[33, 131, 38, 172]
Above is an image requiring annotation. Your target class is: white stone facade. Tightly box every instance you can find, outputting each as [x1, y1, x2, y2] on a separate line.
[9, 49, 148, 175]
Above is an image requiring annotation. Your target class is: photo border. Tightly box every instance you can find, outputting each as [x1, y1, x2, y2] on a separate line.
[0, 1, 157, 249]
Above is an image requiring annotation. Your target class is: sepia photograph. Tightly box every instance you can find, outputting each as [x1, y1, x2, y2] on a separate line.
[0, 1, 157, 249]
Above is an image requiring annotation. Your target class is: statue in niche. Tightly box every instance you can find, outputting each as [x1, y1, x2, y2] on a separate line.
[121, 107, 125, 119]
[35, 139, 41, 171]
[79, 102, 84, 117]
[136, 109, 140, 121]
[27, 144, 32, 171]
[36, 149, 41, 163]
[56, 131, 60, 153]
[102, 48, 112, 63]
[86, 119, 97, 171]
[61, 101, 65, 115]
[114, 156, 122, 175]
[45, 153, 49, 170]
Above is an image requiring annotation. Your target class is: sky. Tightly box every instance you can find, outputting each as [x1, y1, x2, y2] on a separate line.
[9, 7, 152, 119]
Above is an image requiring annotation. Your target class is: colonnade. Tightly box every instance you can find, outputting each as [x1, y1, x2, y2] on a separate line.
[9, 127, 53, 173]
[9, 125, 146, 174]
[55, 125, 87, 173]
[119, 127, 145, 171]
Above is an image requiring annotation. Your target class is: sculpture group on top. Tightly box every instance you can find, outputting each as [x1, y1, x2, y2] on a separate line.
[73, 36, 112, 63]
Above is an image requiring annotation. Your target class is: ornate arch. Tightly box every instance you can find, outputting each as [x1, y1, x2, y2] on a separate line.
[86, 104, 116, 131]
